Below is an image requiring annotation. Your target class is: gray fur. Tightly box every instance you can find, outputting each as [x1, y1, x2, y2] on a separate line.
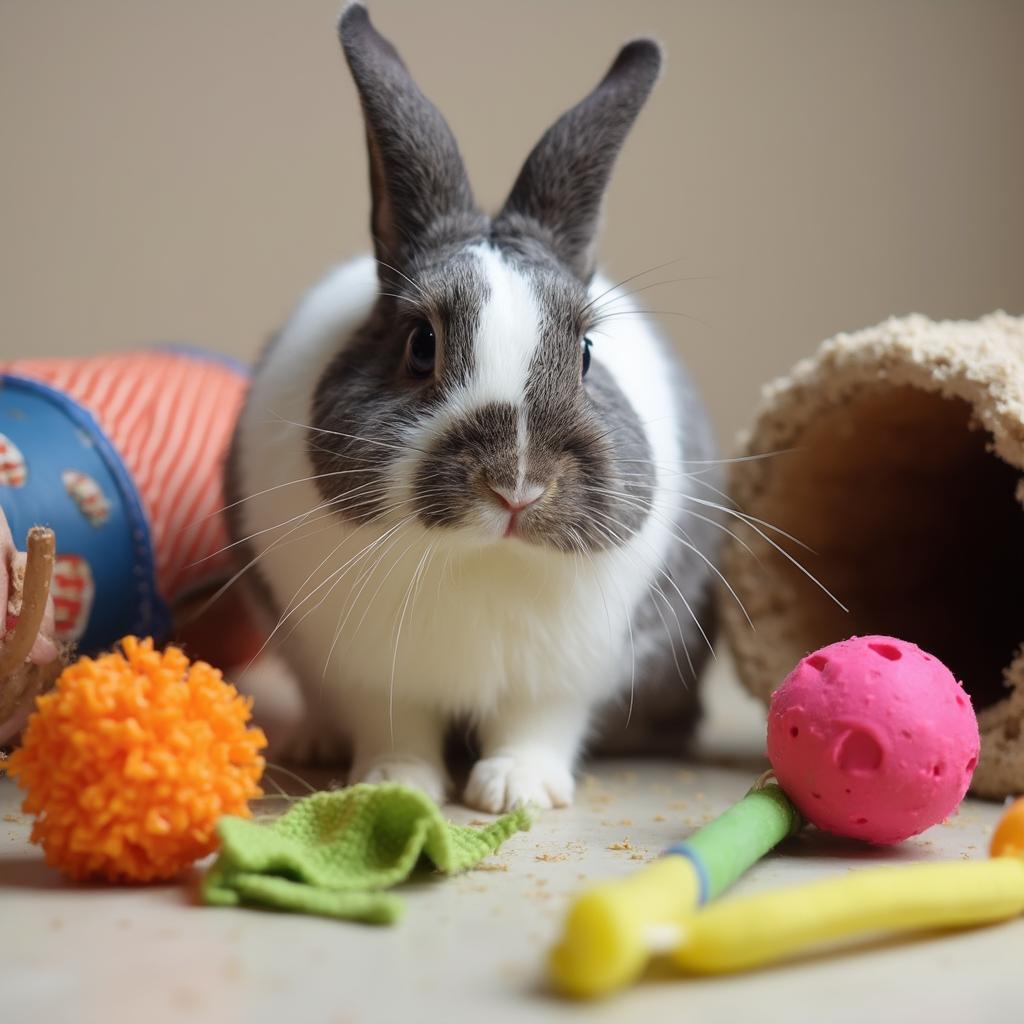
[493, 40, 662, 281]
[594, 359, 721, 756]
[309, 245, 490, 523]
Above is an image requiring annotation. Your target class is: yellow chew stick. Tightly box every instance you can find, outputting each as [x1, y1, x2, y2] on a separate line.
[551, 855, 701, 997]
[672, 856, 1024, 975]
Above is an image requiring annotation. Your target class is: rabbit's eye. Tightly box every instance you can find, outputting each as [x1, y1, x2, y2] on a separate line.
[406, 321, 436, 378]
[581, 336, 594, 380]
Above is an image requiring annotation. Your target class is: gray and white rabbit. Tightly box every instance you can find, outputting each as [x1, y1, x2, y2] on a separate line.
[228, 3, 721, 812]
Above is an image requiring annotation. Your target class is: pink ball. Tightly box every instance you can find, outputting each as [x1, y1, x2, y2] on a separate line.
[767, 635, 980, 844]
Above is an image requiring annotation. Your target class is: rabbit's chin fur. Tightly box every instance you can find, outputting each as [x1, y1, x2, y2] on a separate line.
[230, 252, 717, 813]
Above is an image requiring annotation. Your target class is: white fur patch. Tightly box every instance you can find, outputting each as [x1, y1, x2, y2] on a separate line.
[463, 244, 542, 407]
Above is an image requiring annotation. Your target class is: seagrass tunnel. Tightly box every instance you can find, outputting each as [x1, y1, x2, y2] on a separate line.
[721, 312, 1024, 798]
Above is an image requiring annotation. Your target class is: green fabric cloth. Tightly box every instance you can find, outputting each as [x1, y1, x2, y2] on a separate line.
[201, 783, 530, 924]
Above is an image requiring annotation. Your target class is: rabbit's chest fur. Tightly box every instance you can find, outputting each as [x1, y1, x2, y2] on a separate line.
[247, 512, 662, 716]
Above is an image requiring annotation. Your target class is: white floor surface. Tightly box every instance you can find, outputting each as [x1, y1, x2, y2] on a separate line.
[2, 655, 1020, 1024]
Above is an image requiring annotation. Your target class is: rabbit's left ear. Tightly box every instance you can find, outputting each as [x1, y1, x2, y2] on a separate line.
[338, 4, 481, 277]
[494, 40, 662, 282]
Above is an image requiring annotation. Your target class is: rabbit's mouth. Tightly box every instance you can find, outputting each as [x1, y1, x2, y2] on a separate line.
[414, 454, 649, 557]
[416, 465, 566, 551]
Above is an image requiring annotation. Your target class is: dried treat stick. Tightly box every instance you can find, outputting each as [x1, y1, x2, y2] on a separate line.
[0, 526, 56, 678]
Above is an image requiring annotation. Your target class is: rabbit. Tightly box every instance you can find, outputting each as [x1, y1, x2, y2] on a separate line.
[227, 2, 722, 813]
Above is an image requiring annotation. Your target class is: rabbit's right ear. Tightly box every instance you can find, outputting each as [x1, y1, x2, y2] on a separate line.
[494, 40, 662, 282]
[338, 4, 481, 279]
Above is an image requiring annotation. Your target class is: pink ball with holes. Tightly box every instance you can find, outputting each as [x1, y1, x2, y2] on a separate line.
[767, 635, 980, 844]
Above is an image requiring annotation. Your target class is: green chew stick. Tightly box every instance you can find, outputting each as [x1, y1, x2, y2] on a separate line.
[664, 783, 803, 903]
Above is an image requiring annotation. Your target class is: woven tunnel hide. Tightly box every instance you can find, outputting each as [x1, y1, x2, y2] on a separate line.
[722, 312, 1024, 798]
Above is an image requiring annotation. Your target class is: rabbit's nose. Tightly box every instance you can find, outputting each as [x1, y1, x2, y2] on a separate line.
[487, 481, 548, 512]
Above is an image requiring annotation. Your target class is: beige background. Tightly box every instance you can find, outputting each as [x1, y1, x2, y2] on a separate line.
[1, 0, 1021, 443]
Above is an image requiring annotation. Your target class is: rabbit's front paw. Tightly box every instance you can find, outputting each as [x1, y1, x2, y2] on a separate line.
[464, 754, 575, 813]
[350, 755, 450, 805]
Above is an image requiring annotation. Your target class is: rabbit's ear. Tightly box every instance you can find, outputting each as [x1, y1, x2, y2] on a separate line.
[338, 4, 480, 276]
[495, 40, 662, 281]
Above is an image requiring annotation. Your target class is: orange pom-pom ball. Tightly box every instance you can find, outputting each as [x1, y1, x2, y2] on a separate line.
[8, 636, 266, 882]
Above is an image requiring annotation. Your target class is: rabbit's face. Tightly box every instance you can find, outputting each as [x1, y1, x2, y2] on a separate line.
[309, 239, 655, 553]
[308, 4, 662, 553]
